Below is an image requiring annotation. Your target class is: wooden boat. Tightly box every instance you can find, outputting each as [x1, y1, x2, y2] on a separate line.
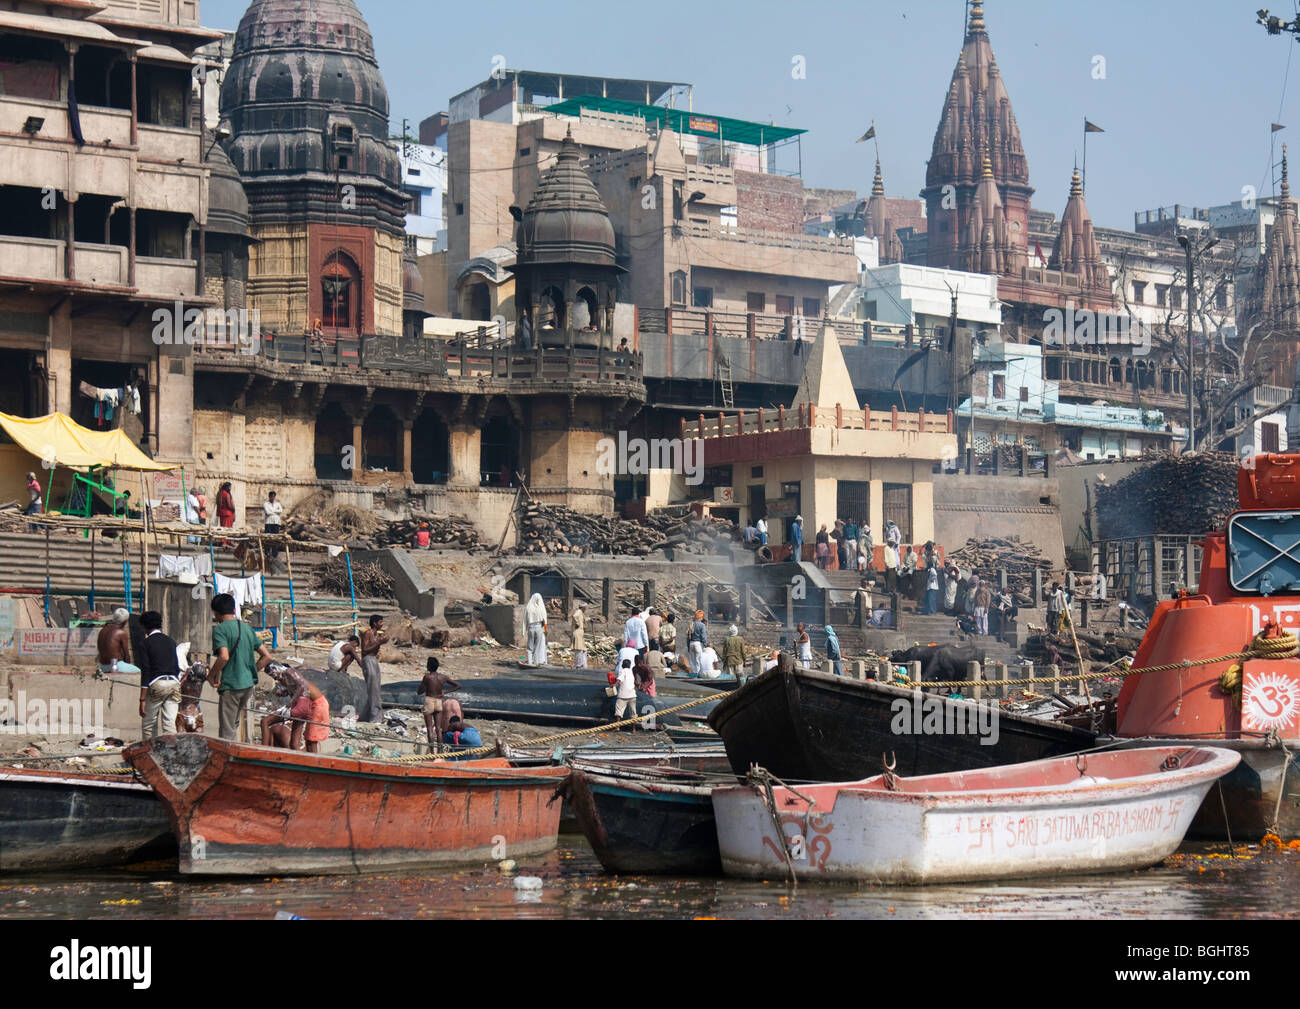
[559, 762, 732, 874]
[124, 734, 569, 876]
[0, 765, 174, 872]
[707, 665, 1094, 782]
[712, 746, 1240, 884]
[1114, 453, 1300, 839]
[381, 674, 722, 727]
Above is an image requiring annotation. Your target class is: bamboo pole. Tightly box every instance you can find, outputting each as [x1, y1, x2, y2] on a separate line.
[138, 470, 148, 610]
[284, 538, 299, 644]
[89, 529, 95, 612]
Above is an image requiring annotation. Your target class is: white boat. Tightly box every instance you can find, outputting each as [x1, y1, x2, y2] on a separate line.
[711, 746, 1240, 884]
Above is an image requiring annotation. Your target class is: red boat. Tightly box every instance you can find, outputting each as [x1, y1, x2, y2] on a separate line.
[124, 735, 569, 875]
[1117, 453, 1300, 839]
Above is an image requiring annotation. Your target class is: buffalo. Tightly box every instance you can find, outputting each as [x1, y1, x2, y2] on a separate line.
[888, 644, 986, 683]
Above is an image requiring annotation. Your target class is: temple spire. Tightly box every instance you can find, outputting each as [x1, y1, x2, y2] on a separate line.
[871, 160, 885, 197]
[967, 0, 987, 38]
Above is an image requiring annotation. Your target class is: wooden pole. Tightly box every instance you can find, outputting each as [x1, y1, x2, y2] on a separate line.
[89, 528, 95, 612]
[284, 537, 299, 644]
[139, 471, 149, 610]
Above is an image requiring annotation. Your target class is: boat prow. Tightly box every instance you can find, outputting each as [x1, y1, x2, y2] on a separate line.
[124, 734, 569, 876]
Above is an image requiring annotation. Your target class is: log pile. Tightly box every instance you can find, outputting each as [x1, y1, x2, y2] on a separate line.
[513, 503, 739, 557]
[946, 536, 1051, 600]
[315, 557, 395, 598]
[1096, 453, 1238, 540]
[286, 497, 480, 550]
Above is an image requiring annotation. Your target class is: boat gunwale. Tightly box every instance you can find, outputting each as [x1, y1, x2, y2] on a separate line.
[719, 747, 1241, 814]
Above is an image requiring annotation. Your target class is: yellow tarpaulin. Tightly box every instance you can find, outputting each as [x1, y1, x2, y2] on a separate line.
[0, 412, 177, 471]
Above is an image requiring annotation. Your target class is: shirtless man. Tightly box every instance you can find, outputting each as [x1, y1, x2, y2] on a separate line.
[359, 615, 387, 723]
[96, 609, 138, 676]
[261, 665, 327, 750]
[417, 656, 461, 748]
[330, 635, 362, 674]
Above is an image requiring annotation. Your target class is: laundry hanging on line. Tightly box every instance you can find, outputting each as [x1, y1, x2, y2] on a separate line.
[156, 553, 214, 579]
[214, 571, 264, 610]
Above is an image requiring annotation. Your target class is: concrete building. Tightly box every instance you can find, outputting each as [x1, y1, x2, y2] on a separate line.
[399, 141, 446, 255]
[0, 0, 225, 479]
[683, 326, 956, 550]
[958, 341, 1178, 461]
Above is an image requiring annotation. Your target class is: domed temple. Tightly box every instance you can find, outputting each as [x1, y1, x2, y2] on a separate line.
[219, 0, 408, 338]
[188, 0, 645, 532]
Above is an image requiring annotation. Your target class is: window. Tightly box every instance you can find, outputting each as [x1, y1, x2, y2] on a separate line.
[803, 297, 821, 317]
[1020, 386, 1030, 402]
[519, 147, 531, 157]
[1131, 281, 1147, 303]
[775, 295, 794, 315]
[1155, 284, 1168, 307]
[670, 270, 687, 305]
[1216, 287, 1228, 310]
[629, 175, 641, 189]
[692, 286, 714, 309]
[336, 155, 349, 171]
[408, 168, 421, 177]
[455, 203, 464, 215]
[1262, 422, 1281, 453]
[751, 466, 764, 478]
[747, 292, 766, 313]
[992, 374, 1006, 398]
[673, 181, 684, 221]
[1172, 287, 1183, 309]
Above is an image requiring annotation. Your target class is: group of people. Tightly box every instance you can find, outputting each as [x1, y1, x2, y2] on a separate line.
[182, 484, 282, 536]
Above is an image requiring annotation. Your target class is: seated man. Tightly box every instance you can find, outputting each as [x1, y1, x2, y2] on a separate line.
[97, 609, 139, 677]
[443, 716, 482, 748]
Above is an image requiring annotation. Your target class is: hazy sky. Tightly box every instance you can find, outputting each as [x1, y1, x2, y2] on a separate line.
[200, 0, 1300, 230]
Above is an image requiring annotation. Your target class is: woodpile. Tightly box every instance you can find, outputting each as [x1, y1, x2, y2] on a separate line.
[285, 499, 480, 550]
[513, 502, 739, 557]
[946, 536, 1051, 601]
[315, 557, 395, 598]
[1096, 453, 1238, 540]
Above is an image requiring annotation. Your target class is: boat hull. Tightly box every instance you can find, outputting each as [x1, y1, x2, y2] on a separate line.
[563, 768, 722, 874]
[1105, 735, 1300, 840]
[0, 767, 174, 872]
[124, 735, 569, 876]
[707, 667, 1094, 781]
[712, 746, 1239, 883]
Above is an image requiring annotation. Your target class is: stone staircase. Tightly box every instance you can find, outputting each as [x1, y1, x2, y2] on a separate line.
[0, 531, 396, 633]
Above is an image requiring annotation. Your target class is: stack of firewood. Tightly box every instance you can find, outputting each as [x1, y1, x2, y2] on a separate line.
[1096, 453, 1238, 539]
[513, 503, 740, 557]
[315, 557, 395, 598]
[946, 536, 1052, 600]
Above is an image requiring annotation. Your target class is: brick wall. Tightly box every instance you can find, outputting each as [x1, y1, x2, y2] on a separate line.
[735, 170, 804, 232]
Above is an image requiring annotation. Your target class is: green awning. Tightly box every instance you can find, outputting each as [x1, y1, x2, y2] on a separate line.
[543, 95, 804, 146]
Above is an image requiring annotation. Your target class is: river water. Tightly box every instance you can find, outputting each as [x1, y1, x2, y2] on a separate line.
[1, 838, 1296, 920]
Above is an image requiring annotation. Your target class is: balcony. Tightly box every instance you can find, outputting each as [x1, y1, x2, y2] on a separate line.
[679, 222, 856, 283]
[137, 122, 199, 162]
[0, 236, 63, 281]
[638, 307, 915, 346]
[135, 256, 195, 298]
[73, 243, 128, 286]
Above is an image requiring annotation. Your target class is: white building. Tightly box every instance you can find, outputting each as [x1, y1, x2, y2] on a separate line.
[400, 143, 447, 254]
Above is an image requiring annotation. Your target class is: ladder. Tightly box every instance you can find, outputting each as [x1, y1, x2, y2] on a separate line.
[716, 352, 734, 409]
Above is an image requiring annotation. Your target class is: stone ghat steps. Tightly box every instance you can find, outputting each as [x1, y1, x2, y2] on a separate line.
[0, 531, 393, 625]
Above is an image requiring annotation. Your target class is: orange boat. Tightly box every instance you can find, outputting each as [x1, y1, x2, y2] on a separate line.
[1117, 453, 1300, 839]
[124, 735, 568, 875]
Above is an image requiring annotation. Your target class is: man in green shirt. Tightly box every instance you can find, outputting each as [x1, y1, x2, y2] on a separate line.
[209, 592, 272, 741]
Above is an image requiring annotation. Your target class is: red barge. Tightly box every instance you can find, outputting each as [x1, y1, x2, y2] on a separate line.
[124, 735, 569, 875]
[1116, 453, 1300, 839]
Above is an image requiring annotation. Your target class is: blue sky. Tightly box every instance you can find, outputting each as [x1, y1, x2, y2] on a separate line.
[201, 0, 1300, 230]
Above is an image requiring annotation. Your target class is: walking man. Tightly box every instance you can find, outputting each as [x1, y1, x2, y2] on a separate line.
[721, 624, 746, 678]
[790, 515, 804, 560]
[974, 580, 993, 636]
[210, 592, 271, 740]
[1047, 582, 1067, 635]
[138, 610, 182, 738]
[756, 515, 768, 546]
[418, 656, 461, 749]
[689, 609, 709, 676]
[623, 605, 649, 656]
[571, 601, 588, 668]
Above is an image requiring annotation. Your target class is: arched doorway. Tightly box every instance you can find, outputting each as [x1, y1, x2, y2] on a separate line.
[572, 286, 599, 331]
[461, 281, 491, 321]
[314, 401, 352, 479]
[410, 408, 450, 484]
[536, 285, 565, 331]
[480, 412, 520, 487]
[321, 250, 362, 335]
[363, 404, 400, 472]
